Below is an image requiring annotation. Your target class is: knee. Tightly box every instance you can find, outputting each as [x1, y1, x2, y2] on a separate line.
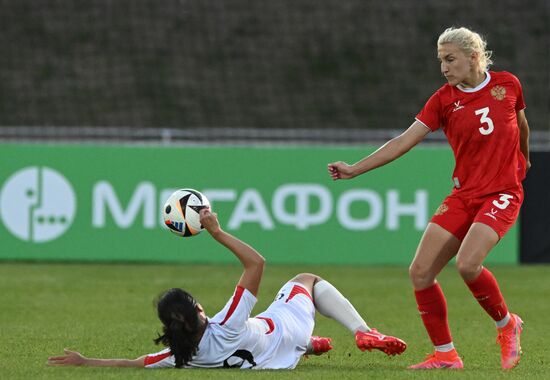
[409, 263, 436, 289]
[290, 273, 321, 296]
[456, 258, 481, 281]
[291, 273, 322, 284]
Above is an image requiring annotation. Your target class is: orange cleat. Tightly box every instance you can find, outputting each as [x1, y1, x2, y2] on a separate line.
[408, 349, 463, 369]
[309, 336, 333, 355]
[355, 329, 407, 356]
[497, 313, 523, 369]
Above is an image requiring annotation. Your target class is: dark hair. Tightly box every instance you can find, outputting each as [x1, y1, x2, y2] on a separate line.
[154, 288, 201, 368]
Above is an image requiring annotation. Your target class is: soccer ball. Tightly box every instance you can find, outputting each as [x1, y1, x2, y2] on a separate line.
[163, 189, 210, 237]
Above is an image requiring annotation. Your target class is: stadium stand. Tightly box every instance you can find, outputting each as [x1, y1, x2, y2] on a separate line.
[0, 0, 548, 140]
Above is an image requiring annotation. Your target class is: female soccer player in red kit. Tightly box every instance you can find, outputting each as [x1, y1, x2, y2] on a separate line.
[328, 27, 530, 370]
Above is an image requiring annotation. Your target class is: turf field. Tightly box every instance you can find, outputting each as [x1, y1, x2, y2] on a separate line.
[1, 262, 548, 379]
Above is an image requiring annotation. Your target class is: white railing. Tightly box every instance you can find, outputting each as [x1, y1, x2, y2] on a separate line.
[0, 126, 549, 150]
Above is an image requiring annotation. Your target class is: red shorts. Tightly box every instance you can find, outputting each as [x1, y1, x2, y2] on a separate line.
[431, 186, 523, 241]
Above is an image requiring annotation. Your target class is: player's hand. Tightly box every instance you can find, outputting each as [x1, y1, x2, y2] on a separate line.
[525, 160, 531, 173]
[328, 161, 356, 180]
[47, 349, 87, 366]
[200, 208, 221, 235]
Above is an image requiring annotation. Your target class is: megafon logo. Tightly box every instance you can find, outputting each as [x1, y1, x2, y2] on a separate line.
[0, 167, 76, 242]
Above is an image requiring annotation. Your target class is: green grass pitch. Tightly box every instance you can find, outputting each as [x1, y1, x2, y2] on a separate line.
[1, 262, 548, 379]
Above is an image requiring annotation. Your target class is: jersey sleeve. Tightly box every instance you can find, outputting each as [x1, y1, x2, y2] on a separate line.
[508, 72, 526, 111]
[144, 348, 175, 368]
[415, 91, 443, 132]
[209, 286, 257, 334]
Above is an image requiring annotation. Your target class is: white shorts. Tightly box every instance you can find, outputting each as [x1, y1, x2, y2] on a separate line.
[255, 281, 316, 369]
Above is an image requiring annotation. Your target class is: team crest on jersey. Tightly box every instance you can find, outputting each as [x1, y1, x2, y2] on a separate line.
[435, 203, 449, 216]
[491, 85, 506, 101]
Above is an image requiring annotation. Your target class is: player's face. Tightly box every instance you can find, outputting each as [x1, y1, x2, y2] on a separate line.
[437, 43, 474, 87]
[197, 303, 207, 322]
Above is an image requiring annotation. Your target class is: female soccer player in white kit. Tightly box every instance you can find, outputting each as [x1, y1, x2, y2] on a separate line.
[48, 208, 406, 370]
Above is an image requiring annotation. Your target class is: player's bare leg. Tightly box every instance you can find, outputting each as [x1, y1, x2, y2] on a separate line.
[457, 223, 523, 369]
[409, 223, 461, 289]
[455, 223, 498, 282]
[408, 223, 464, 369]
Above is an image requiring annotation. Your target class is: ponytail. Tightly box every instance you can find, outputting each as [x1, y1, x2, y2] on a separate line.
[154, 288, 201, 368]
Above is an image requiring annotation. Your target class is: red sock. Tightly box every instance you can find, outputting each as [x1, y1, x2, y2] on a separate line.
[465, 267, 508, 321]
[414, 283, 452, 346]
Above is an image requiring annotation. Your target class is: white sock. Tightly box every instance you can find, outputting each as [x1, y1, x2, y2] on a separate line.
[435, 342, 455, 352]
[495, 313, 511, 328]
[305, 339, 315, 355]
[313, 280, 370, 333]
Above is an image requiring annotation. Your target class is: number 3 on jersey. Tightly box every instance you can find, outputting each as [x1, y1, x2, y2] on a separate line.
[493, 193, 513, 210]
[475, 107, 494, 135]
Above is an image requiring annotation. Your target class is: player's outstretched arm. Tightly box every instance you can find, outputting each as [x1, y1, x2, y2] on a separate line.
[200, 209, 265, 296]
[47, 349, 145, 367]
[328, 121, 429, 180]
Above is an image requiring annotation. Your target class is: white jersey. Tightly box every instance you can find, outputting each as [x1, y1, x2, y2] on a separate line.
[144, 281, 315, 370]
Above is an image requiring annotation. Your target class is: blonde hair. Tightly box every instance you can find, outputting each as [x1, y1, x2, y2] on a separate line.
[438, 27, 493, 71]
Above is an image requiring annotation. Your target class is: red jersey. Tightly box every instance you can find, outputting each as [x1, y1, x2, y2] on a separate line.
[416, 71, 527, 198]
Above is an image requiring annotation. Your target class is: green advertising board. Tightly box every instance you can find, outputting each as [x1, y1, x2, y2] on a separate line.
[0, 143, 518, 265]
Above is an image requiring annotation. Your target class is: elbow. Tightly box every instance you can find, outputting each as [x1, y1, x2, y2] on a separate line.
[245, 254, 265, 270]
[254, 255, 266, 273]
[391, 136, 416, 158]
[397, 145, 411, 156]
[519, 122, 529, 135]
[256, 255, 266, 269]
[519, 117, 530, 134]
[394, 142, 412, 157]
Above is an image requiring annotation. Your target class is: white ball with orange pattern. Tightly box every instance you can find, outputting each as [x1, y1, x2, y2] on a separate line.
[163, 189, 210, 237]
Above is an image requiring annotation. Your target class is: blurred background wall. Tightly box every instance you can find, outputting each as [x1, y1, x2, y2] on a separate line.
[0, 0, 548, 132]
